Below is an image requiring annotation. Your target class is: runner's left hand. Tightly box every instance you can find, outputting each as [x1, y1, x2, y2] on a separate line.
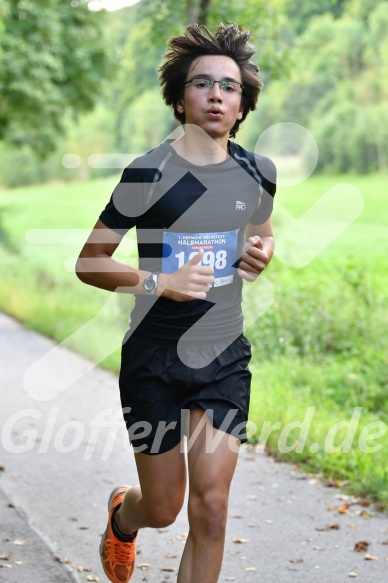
[237, 236, 269, 282]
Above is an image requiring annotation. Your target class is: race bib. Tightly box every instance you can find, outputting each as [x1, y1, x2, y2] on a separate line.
[162, 230, 239, 287]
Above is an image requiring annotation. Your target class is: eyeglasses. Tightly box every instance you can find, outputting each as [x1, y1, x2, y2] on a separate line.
[184, 77, 244, 95]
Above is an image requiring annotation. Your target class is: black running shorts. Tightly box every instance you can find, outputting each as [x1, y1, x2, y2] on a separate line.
[119, 332, 252, 455]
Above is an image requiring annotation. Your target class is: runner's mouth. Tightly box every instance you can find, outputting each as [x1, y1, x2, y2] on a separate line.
[207, 111, 223, 119]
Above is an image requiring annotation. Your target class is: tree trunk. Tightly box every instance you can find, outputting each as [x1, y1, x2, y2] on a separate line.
[199, 0, 211, 24]
[186, 0, 200, 24]
[186, 0, 211, 25]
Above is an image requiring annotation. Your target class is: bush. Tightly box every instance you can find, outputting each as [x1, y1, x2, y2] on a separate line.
[0, 144, 44, 187]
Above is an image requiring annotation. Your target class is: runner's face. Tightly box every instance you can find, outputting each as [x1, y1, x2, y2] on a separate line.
[176, 55, 244, 142]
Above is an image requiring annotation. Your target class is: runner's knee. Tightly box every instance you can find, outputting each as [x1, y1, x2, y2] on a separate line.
[188, 489, 228, 537]
[145, 497, 184, 528]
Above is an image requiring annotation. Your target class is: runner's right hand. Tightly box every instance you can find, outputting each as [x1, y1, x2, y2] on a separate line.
[157, 248, 215, 302]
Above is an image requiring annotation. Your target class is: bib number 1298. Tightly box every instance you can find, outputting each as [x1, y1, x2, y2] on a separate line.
[162, 230, 239, 287]
[175, 249, 227, 270]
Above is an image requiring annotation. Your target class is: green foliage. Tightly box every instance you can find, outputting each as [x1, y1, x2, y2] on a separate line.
[58, 103, 118, 180]
[138, 0, 292, 80]
[254, 1, 388, 173]
[117, 89, 175, 154]
[112, 15, 166, 148]
[0, 103, 119, 187]
[2, 0, 388, 182]
[344, 0, 384, 21]
[0, 0, 116, 156]
[247, 255, 386, 368]
[283, 0, 346, 34]
[0, 143, 44, 186]
[0, 205, 18, 252]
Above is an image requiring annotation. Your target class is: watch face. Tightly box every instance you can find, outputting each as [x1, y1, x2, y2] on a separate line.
[144, 274, 157, 293]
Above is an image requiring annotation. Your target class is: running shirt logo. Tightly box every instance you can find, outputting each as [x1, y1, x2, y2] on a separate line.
[236, 200, 246, 210]
[162, 230, 239, 287]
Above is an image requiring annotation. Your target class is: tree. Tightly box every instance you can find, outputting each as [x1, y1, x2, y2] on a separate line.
[0, 0, 116, 157]
[138, 0, 291, 79]
[345, 0, 385, 21]
[283, 0, 347, 34]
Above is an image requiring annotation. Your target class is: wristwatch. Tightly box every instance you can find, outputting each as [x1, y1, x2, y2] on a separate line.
[143, 272, 159, 295]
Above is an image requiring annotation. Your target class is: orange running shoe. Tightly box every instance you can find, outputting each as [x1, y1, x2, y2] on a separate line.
[99, 485, 137, 583]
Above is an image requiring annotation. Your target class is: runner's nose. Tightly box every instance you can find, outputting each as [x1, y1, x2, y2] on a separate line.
[208, 82, 223, 101]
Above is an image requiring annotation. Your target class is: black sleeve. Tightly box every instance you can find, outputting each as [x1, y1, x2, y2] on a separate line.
[99, 166, 161, 234]
[249, 155, 277, 225]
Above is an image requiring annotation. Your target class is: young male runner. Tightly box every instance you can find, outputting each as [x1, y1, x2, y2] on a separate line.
[76, 23, 276, 583]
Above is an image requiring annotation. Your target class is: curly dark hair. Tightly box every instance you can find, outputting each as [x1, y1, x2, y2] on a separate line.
[159, 23, 262, 139]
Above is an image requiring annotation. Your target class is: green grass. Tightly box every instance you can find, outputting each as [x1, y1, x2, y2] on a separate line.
[0, 172, 387, 508]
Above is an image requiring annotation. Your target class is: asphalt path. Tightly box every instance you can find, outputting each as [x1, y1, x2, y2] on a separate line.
[1, 312, 388, 582]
